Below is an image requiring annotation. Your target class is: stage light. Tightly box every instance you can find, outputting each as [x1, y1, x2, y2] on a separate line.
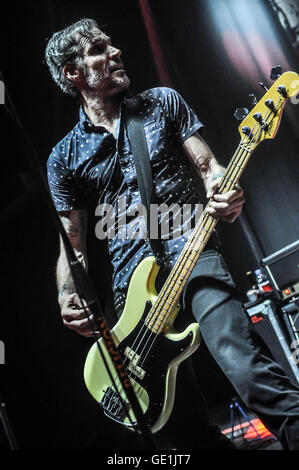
[205, 0, 290, 85]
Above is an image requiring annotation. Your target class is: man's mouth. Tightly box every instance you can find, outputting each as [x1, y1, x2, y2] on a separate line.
[110, 63, 125, 73]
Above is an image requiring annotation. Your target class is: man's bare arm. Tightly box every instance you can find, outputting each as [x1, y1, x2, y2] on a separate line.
[57, 209, 88, 296]
[183, 132, 225, 190]
[183, 132, 245, 223]
[56, 210, 97, 337]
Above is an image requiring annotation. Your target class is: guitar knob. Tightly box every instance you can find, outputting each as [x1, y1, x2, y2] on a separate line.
[234, 107, 249, 121]
[270, 65, 282, 80]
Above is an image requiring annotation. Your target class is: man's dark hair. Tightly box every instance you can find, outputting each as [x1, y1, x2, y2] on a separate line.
[45, 18, 101, 97]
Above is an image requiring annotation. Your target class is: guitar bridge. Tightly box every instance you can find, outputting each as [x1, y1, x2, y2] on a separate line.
[100, 386, 127, 420]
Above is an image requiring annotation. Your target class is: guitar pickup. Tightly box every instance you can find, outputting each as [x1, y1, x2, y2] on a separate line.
[124, 347, 146, 380]
[125, 346, 141, 366]
[128, 362, 146, 380]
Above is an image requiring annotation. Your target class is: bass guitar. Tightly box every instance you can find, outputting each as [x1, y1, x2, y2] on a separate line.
[84, 71, 299, 433]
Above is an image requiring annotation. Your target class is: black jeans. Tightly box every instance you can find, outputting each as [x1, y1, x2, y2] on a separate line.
[180, 249, 299, 450]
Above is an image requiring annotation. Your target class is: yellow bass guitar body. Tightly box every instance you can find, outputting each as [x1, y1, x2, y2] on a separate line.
[84, 256, 201, 433]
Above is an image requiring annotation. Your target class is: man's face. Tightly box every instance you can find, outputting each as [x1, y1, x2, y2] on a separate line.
[79, 29, 130, 96]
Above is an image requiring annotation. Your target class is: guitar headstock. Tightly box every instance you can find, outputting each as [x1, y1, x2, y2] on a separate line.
[238, 71, 299, 148]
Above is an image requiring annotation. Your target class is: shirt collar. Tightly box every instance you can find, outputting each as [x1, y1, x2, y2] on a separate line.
[79, 105, 89, 125]
[79, 102, 125, 137]
[79, 106, 105, 134]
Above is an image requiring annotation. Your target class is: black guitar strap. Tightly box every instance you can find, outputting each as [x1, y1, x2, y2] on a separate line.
[124, 99, 165, 267]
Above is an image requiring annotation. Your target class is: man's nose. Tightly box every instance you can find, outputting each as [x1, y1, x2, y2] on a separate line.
[109, 45, 121, 58]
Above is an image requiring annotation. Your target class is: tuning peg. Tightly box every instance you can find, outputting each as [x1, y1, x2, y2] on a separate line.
[234, 107, 249, 121]
[253, 112, 263, 123]
[277, 85, 287, 97]
[249, 93, 257, 106]
[270, 65, 282, 80]
[259, 82, 268, 92]
[265, 99, 277, 114]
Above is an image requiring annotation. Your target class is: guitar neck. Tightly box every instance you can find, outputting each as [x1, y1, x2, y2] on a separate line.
[144, 69, 299, 332]
[145, 136, 255, 333]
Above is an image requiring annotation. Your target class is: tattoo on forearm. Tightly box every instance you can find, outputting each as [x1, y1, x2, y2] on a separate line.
[193, 154, 213, 176]
[61, 218, 81, 239]
[59, 283, 76, 296]
[57, 212, 87, 295]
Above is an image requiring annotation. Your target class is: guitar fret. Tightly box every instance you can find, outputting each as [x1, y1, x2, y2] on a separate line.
[190, 241, 205, 252]
[221, 175, 236, 185]
[181, 266, 192, 276]
[239, 144, 251, 152]
[232, 161, 244, 169]
[201, 226, 214, 235]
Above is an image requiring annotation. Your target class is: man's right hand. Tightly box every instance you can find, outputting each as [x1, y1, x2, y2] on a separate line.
[56, 210, 95, 337]
[59, 292, 99, 337]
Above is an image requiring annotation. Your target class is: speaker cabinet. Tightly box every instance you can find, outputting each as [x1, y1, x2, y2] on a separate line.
[245, 299, 299, 384]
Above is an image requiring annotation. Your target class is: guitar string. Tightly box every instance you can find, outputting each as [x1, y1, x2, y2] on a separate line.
[112, 117, 260, 363]
[127, 126, 258, 351]
[101, 75, 299, 418]
[105, 101, 278, 414]
[142, 101, 277, 332]
[106, 108, 276, 417]
[140, 93, 282, 353]
[108, 80, 291, 394]
[102, 89, 285, 417]
[137, 104, 276, 364]
[142, 130, 256, 328]
[106, 125, 261, 408]
[106, 133, 257, 410]
[138, 137, 258, 361]
[108, 107, 270, 404]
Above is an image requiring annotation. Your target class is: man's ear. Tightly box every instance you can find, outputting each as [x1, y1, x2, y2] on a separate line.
[63, 64, 82, 84]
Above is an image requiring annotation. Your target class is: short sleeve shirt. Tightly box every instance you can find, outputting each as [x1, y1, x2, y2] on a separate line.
[47, 87, 204, 299]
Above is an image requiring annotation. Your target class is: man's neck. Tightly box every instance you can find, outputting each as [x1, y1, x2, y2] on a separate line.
[81, 90, 122, 135]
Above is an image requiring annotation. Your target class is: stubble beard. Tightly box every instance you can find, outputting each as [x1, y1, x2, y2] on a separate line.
[84, 67, 131, 96]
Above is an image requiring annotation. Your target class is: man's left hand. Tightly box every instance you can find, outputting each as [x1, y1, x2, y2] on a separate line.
[205, 177, 245, 223]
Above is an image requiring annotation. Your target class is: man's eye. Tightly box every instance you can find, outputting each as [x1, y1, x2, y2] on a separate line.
[91, 44, 105, 54]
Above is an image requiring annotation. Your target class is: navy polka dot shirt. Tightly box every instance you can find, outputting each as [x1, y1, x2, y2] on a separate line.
[47, 87, 204, 301]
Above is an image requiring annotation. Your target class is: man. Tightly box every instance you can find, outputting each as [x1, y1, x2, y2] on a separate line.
[46, 18, 299, 449]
